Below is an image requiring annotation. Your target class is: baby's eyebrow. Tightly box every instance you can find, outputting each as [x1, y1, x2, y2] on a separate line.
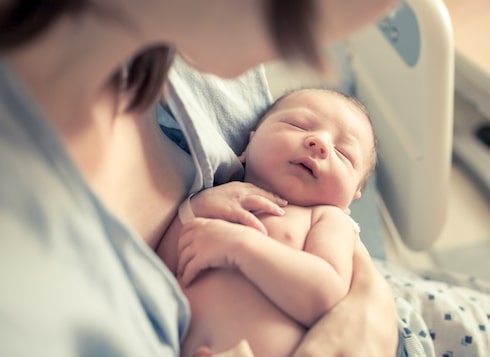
[337, 130, 358, 144]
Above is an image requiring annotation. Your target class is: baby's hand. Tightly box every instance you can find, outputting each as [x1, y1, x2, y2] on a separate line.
[177, 218, 253, 286]
[189, 182, 287, 234]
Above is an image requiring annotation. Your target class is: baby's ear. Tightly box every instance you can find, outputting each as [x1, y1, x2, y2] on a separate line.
[353, 190, 362, 201]
[239, 131, 256, 163]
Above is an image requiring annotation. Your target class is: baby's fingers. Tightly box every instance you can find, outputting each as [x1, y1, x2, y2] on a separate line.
[231, 209, 268, 234]
[177, 242, 198, 286]
[179, 265, 197, 287]
[177, 254, 199, 287]
[244, 190, 287, 212]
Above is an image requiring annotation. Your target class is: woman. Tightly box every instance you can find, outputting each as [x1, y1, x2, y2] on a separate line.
[0, 0, 398, 356]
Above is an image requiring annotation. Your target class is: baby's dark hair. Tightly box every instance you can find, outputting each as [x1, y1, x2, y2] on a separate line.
[257, 88, 378, 191]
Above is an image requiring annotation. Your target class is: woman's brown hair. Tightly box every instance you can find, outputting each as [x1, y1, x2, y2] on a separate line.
[264, 0, 323, 71]
[0, 0, 171, 112]
[1, 0, 322, 112]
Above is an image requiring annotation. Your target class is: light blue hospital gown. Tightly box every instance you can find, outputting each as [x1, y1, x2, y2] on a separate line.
[0, 58, 189, 356]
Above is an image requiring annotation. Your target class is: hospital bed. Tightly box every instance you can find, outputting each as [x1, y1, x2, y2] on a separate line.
[265, 0, 455, 260]
[444, 0, 490, 199]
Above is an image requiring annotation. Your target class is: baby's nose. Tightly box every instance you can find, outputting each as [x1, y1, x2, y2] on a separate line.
[305, 136, 328, 159]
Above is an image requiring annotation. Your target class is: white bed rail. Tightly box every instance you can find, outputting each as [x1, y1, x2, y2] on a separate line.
[348, 0, 454, 250]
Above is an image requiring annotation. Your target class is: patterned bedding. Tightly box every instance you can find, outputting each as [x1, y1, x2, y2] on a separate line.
[375, 260, 490, 356]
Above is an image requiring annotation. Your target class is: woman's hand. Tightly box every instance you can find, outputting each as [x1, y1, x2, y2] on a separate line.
[189, 182, 287, 234]
[292, 238, 398, 357]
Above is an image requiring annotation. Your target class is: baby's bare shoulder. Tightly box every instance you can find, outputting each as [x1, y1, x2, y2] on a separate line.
[312, 204, 345, 216]
[311, 205, 350, 225]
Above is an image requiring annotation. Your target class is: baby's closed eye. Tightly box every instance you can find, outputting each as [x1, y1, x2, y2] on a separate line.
[335, 147, 354, 165]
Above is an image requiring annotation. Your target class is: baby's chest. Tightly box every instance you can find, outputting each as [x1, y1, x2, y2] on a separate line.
[257, 206, 312, 250]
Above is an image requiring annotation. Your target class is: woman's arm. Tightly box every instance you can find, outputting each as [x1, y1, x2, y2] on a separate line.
[292, 238, 398, 357]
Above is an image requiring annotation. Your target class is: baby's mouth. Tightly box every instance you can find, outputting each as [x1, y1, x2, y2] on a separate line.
[292, 159, 318, 178]
[300, 163, 314, 175]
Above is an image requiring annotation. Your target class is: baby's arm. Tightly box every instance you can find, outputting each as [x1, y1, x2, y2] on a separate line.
[292, 238, 398, 357]
[157, 181, 286, 273]
[178, 206, 356, 327]
[301, 206, 356, 309]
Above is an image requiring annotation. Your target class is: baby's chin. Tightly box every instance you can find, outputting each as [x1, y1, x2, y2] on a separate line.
[278, 193, 344, 209]
[249, 178, 348, 209]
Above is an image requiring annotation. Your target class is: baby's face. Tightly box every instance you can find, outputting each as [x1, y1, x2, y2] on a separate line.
[243, 89, 375, 209]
